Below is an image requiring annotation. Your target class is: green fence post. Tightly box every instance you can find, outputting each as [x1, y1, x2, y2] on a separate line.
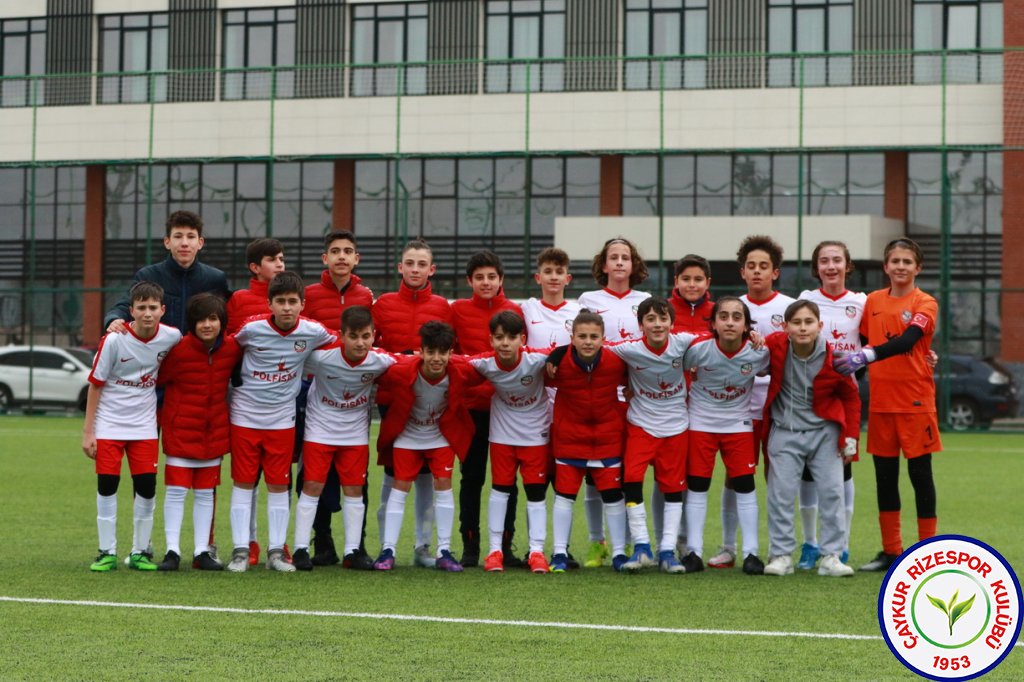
[146, 70, 156, 264]
[658, 58, 665, 289]
[268, 66, 277, 236]
[524, 60, 532, 297]
[796, 54, 806, 292]
[938, 49, 952, 428]
[26, 76, 40, 411]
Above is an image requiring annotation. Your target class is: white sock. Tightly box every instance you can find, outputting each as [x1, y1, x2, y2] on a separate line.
[844, 477, 855, 552]
[660, 501, 683, 553]
[383, 488, 408, 553]
[685, 490, 708, 557]
[163, 486, 187, 556]
[378, 473, 394, 547]
[526, 500, 547, 553]
[651, 485, 665, 547]
[248, 486, 259, 543]
[721, 487, 738, 551]
[584, 483, 604, 543]
[97, 493, 117, 554]
[230, 486, 252, 550]
[552, 495, 574, 555]
[434, 488, 455, 554]
[132, 495, 156, 555]
[604, 499, 628, 558]
[626, 502, 650, 545]
[736, 490, 759, 558]
[414, 473, 434, 548]
[267, 491, 290, 552]
[343, 495, 365, 556]
[800, 479, 819, 547]
[193, 489, 214, 556]
[294, 492, 319, 550]
[487, 490, 510, 554]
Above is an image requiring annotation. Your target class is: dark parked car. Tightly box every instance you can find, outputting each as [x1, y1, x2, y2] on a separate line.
[858, 355, 1020, 430]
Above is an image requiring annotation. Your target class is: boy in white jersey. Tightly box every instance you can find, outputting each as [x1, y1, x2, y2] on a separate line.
[83, 282, 182, 572]
[291, 306, 398, 571]
[607, 297, 700, 574]
[469, 311, 552, 574]
[682, 296, 770, 575]
[522, 247, 580, 350]
[227, 272, 336, 573]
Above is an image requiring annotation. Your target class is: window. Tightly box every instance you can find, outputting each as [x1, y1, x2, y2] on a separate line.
[767, 0, 852, 87]
[913, 0, 1002, 83]
[222, 8, 296, 100]
[351, 3, 427, 96]
[486, 0, 566, 93]
[99, 14, 169, 104]
[624, 0, 707, 90]
[1, 18, 45, 107]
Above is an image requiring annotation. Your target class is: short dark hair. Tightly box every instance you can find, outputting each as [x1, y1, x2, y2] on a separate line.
[130, 281, 164, 304]
[536, 247, 570, 269]
[810, 240, 854, 282]
[784, 299, 820, 322]
[341, 305, 373, 333]
[419, 320, 455, 352]
[246, 238, 284, 267]
[324, 230, 357, 252]
[674, 254, 711, 279]
[591, 237, 648, 287]
[187, 292, 226, 333]
[637, 296, 675, 324]
[465, 250, 504, 279]
[709, 296, 752, 339]
[883, 237, 924, 267]
[401, 239, 433, 259]
[268, 271, 305, 301]
[572, 309, 605, 333]
[489, 310, 525, 336]
[165, 210, 203, 239]
[737, 235, 784, 270]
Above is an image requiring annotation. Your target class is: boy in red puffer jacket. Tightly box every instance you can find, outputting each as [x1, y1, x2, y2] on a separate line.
[156, 293, 241, 571]
[226, 238, 285, 334]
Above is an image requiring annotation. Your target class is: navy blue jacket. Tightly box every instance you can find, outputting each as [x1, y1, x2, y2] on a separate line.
[104, 255, 230, 334]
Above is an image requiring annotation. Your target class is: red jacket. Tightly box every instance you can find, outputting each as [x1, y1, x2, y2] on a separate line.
[372, 280, 452, 353]
[670, 289, 714, 333]
[157, 333, 242, 460]
[548, 349, 628, 459]
[304, 272, 374, 332]
[762, 332, 861, 453]
[451, 290, 523, 410]
[226, 279, 269, 334]
[375, 357, 476, 466]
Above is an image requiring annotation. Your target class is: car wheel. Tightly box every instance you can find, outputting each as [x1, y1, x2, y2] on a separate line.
[947, 398, 978, 431]
[0, 384, 11, 413]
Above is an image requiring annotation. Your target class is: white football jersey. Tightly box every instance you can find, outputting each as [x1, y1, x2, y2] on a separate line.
[521, 298, 580, 350]
[231, 316, 336, 429]
[606, 333, 698, 437]
[89, 324, 181, 440]
[304, 347, 397, 446]
[577, 288, 651, 342]
[799, 288, 866, 354]
[740, 291, 795, 420]
[468, 350, 550, 447]
[394, 373, 450, 450]
[684, 337, 770, 434]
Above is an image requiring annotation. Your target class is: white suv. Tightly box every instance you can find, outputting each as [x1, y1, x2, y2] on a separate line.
[0, 345, 94, 412]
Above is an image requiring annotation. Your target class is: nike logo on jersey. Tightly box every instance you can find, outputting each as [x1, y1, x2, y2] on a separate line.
[871, 312, 882, 317]
[634, 366, 648, 371]
[594, 309, 608, 315]
[702, 366, 717, 372]
[256, 347, 268, 351]
[444, 466, 454, 472]
[119, 357, 131, 362]
[747, 463, 755, 469]
[530, 321, 543, 325]
[326, 375, 341, 380]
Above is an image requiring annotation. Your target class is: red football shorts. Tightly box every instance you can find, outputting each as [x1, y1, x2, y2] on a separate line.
[752, 419, 767, 465]
[554, 461, 621, 496]
[868, 412, 942, 459]
[393, 446, 455, 482]
[490, 443, 549, 487]
[623, 424, 687, 493]
[688, 430, 757, 479]
[164, 463, 221, 489]
[95, 439, 158, 477]
[230, 424, 295, 486]
[302, 442, 369, 487]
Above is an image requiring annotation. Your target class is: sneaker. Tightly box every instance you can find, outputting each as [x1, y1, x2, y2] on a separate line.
[435, 549, 464, 573]
[342, 549, 375, 571]
[742, 553, 765, 575]
[584, 540, 610, 568]
[611, 554, 630, 572]
[227, 548, 250, 573]
[764, 555, 794, 576]
[527, 551, 550, 574]
[128, 552, 158, 571]
[292, 548, 313, 571]
[622, 543, 656, 572]
[681, 551, 704, 574]
[565, 553, 581, 570]
[266, 548, 296, 572]
[484, 550, 504, 572]
[248, 541, 261, 567]
[818, 553, 855, 577]
[192, 551, 223, 571]
[90, 552, 117, 572]
[840, 550, 849, 565]
[373, 549, 395, 571]
[707, 546, 736, 569]
[658, 550, 685, 574]
[311, 534, 339, 567]
[860, 550, 899, 572]
[413, 544, 437, 569]
[549, 553, 569, 573]
[157, 550, 180, 571]
[797, 542, 820, 570]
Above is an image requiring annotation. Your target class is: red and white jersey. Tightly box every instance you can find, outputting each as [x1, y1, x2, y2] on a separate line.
[684, 337, 769, 434]
[394, 373, 450, 450]
[468, 350, 550, 447]
[577, 288, 651, 342]
[740, 291, 795, 420]
[304, 347, 397, 446]
[88, 324, 181, 440]
[799, 288, 866, 355]
[606, 333, 698, 437]
[231, 315, 336, 429]
[521, 298, 580, 350]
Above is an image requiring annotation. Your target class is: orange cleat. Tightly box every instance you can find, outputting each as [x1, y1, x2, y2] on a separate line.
[484, 550, 504, 572]
[528, 551, 550, 574]
[248, 541, 261, 567]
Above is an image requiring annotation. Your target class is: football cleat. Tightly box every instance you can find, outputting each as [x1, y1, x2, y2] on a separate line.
[681, 551, 705, 574]
[818, 553, 854, 577]
[413, 544, 437, 569]
[342, 549, 375, 571]
[840, 550, 850, 565]
[622, 543, 656, 572]
[527, 551, 550, 574]
[742, 553, 765, 575]
[128, 552, 158, 571]
[611, 554, 630, 572]
[484, 550, 505, 573]
[860, 550, 899, 572]
[658, 550, 685, 574]
[248, 541, 261, 567]
[707, 546, 736, 569]
[797, 542, 820, 570]
[226, 548, 250, 573]
[90, 552, 118, 572]
[584, 540, 610, 568]
[157, 550, 180, 571]
[266, 548, 296, 572]
[435, 550, 464, 573]
[192, 551, 223, 571]
[311, 534, 339, 567]
[373, 549, 395, 571]
[764, 555, 794, 576]
[549, 553, 569, 573]
[291, 548, 313, 571]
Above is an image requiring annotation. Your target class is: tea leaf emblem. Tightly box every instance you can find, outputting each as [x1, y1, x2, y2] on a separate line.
[927, 589, 976, 636]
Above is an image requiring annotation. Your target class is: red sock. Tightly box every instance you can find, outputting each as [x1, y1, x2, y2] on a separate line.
[880, 511, 902, 555]
[918, 517, 937, 541]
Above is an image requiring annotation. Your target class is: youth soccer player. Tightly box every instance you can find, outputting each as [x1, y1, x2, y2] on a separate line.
[227, 271, 335, 572]
[521, 247, 581, 351]
[670, 254, 715, 333]
[83, 281, 182, 571]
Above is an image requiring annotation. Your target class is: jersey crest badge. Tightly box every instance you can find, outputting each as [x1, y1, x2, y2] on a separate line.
[294, 340, 307, 352]
[771, 314, 784, 328]
[845, 305, 857, 318]
[521, 376, 534, 385]
[671, 358, 683, 369]
[361, 373, 374, 384]
[901, 310, 912, 323]
[740, 362, 753, 375]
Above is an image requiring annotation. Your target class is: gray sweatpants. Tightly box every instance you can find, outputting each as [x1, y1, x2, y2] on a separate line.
[766, 422, 845, 557]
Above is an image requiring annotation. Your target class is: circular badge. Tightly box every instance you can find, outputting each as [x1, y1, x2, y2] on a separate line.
[878, 535, 1021, 681]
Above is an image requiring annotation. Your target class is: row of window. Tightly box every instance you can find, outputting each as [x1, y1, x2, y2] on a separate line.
[0, 0, 1004, 105]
